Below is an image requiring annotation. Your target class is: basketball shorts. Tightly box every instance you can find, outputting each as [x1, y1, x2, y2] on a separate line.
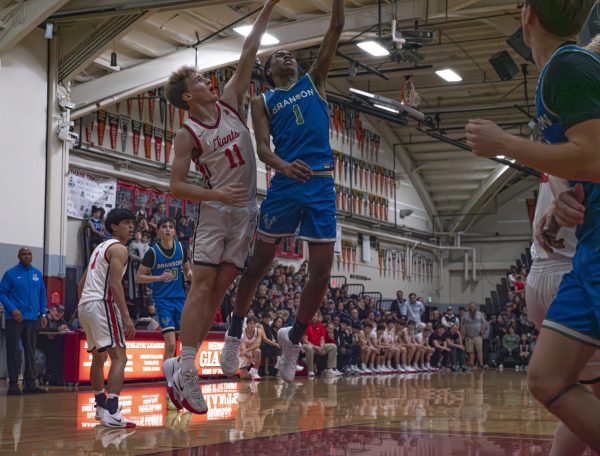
[530, 254, 600, 382]
[154, 298, 185, 334]
[79, 300, 126, 352]
[465, 336, 482, 354]
[257, 173, 336, 243]
[192, 202, 258, 271]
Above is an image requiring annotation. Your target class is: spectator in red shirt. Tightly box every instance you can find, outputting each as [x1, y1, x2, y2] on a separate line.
[302, 312, 341, 378]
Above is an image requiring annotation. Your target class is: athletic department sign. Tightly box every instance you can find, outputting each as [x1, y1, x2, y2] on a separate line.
[66, 171, 117, 220]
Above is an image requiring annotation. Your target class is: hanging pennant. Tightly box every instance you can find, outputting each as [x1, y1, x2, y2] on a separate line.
[378, 250, 383, 277]
[352, 244, 357, 272]
[143, 123, 153, 160]
[84, 114, 94, 143]
[165, 130, 174, 164]
[401, 251, 406, 280]
[158, 88, 166, 124]
[137, 94, 145, 121]
[341, 241, 347, 271]
[108, 113, 119, 150]
[153, 127, 164, 161]
[127, 98, 133, 117]
[148, 90, 156, 123]
[178, 108, 185, 127]
[392, 251, 397, 279]
[119, 116, 130, 152]
[97, 110, 107, 146]
[131, 120, 142, 156]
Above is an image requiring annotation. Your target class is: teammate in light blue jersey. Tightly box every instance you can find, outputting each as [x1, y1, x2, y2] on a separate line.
[220, 0, 345, 384]
[136, 218, 192, 361]
[465, 0, 600, 451]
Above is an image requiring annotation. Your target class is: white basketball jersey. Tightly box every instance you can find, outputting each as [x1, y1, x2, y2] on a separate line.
[530, 175, 576, 261]
[79, 239, 125, 305]
[183, 100, 257, 208]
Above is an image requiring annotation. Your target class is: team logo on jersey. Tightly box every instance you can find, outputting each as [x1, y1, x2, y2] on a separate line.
[263, 213, 278, 230]
[32, 273, 39, 282]
[161, 316, 171, 327]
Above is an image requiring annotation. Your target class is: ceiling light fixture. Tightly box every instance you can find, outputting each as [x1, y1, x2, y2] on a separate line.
[435, 68, 462, 82]
[233, 25, 279, 45]
[357, 41, 390, 57]
[349, 87, 375, 99]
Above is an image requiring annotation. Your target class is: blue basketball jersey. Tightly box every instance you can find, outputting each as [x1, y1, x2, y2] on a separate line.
[536, 44, 600, 247]
[148, 240, 186, 301]
[263, 73, 333, 172]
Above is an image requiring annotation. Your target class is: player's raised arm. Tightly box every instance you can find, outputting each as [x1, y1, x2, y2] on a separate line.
[308, 0, 345, 96]
[222, 0, 280, 111]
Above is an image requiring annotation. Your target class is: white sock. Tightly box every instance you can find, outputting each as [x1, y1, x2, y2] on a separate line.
[181, 346, 198, 372]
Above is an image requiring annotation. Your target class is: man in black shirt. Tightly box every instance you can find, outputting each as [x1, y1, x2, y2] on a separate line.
[429, 324, 451, 369]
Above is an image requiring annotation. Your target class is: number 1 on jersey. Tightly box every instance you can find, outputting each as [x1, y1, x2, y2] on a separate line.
[293, 105, 305, 125]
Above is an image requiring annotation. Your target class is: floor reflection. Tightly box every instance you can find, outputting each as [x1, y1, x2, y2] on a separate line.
[0, 371, 559, 455]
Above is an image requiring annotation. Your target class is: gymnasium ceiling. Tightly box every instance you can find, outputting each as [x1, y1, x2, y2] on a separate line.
[0, 0, 539, 233]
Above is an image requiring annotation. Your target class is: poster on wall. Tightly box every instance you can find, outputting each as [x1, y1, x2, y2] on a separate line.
[67, 172, 117, 220]
[134, 188, 151, 213]
[186, 200, 198, 220]
[362, 234, 371, 262]
[115, 183, 134, 210]
[169, 197, 184, 219]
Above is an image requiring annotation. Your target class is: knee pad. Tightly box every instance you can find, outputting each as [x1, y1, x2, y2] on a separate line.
[543, 382, 580, 408]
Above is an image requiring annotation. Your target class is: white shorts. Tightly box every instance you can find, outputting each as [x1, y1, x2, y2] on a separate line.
[78, 300, 126, 352]
[526, 259, 600, 381]
[192, 202, 258, 271]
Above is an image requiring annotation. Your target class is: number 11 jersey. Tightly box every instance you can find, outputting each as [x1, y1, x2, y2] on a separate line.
[183, 100, 257, 208]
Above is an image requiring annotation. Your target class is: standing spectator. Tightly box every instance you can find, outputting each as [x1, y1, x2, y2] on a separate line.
[46, 305, 69, 333]
[128, 231, 146, 263]
[0, 248, 47, 395]
[88, 206, 106, 252]
[405, 293, 425, 325]
[390, 290, 406, 317]
[498, 326, 520, 369]
[176, 215, 192, 261]
[302, 313, 340, 377]
[462, 303, 485, 368]
[148, 202, 167, 242]
[441, 306, 459, 328]
[259, 311, 280, 376]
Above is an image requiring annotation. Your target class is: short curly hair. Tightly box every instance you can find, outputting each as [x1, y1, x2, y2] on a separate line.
[164, 66, 198, 111]
[525, 0, 595, 37]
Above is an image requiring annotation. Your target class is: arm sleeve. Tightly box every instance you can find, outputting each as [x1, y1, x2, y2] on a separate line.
[141, 249, 156, 268]
[0, 272, 15, 313]
[39, 274, 47, 315]
[543, 52, 600, 132]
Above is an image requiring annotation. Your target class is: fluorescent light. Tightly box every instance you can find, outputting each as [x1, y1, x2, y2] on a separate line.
[496, 155, 506, 159]
[349, 87, 375, 99]
[436, 68, 462, 82]
[357, 41, 390, 57]
[374, 104, 399, 114]
[233, 26, 279, 45]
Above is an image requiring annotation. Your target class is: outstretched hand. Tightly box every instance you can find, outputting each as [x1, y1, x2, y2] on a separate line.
[465, 119, 511, 158]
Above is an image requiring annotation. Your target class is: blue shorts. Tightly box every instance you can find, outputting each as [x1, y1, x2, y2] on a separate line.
[258, 173, 336, 243]
[154, 298, 185, 334]
[544, 245, 600, 348]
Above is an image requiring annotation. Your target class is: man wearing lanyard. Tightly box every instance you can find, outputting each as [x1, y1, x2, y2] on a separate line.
[0, 248, 47, 395]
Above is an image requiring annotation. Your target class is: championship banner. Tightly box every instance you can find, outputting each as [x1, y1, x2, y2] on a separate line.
[131, 120, 142, 156]
[137, 93, 145, 120]
[66, 171, 117, 220]
[165, 130, 174, 164]
[108, 113, 119, 150]
[153, 127, 164, 162]
[169, 104, 175, 129]
[83, 114, 94, 143]
[119, 115, 130, 152]
[96, 110, 107, 146]
[143, 123, 153, 160]
[148, 90, 156, 123]
[127, 98, 133, 117]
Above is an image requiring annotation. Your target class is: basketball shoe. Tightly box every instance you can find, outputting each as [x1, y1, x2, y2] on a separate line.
[173, 369, 208, 415]
[274, 327, 301, 383]
[220, 335, 242, 376]
[163, 356, 183, 410]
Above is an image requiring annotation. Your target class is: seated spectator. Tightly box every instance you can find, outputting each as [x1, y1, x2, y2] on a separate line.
[498, 325, 520, 369]
[349, 308, 362, 329]
[402, 320, 422, 372]
[430, 310, 442, 328]
[518, 307, 535, 335]
[239, 316, 262, 381]
[517, 333, 531, 370]
[321, 299, 336, 318]
[447, 324, 467, 372]
[415, 323, 434, 370]
[251, 295, 271, 318]
[46, 305, 69, 333]
[441, 306, 459, 328]
[358, 322, 378, 373]
[429, 324, 451, 369]
[302, 313, 340, 377]
[259, 311, 280, 377]
[336, 320, 360, 374]
[176, 215, 192, 260]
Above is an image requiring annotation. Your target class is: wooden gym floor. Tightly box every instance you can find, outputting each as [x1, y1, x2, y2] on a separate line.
[0, 370, 571, 455]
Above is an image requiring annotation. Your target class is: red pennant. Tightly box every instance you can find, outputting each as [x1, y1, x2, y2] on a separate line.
[178, 108, 185, 127]
[108, 113, 119, 149]
[148, 90, 156, 123]
[84, 115, 94, 143]
[153, 127, 163, 162]
[131, 120, 142, 156]
[127, 99, 133, 117]
[165, 130, 174, 164]
[97, 110, 107, 146]
[137, 94, 145, 120]
[169, 104, 175, 129]
[143, 123, 153, 160]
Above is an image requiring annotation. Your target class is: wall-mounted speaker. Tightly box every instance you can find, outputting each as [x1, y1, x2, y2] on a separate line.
[489, 50, 520, 81]
[506, 27, 534, 63]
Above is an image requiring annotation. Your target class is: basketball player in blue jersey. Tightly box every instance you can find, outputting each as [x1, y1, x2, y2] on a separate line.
[220, 0, 345, 384]
[135, 218, 191, 356]
[466, 0, 600, 450]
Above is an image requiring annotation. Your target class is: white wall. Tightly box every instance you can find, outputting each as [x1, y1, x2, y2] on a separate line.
[0, 30, 47, 275]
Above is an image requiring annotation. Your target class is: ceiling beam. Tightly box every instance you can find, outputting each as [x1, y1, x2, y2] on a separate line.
[0, 0, 70, 55]
[305, 0, 332, 13]
[274, 2, 297, 20]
